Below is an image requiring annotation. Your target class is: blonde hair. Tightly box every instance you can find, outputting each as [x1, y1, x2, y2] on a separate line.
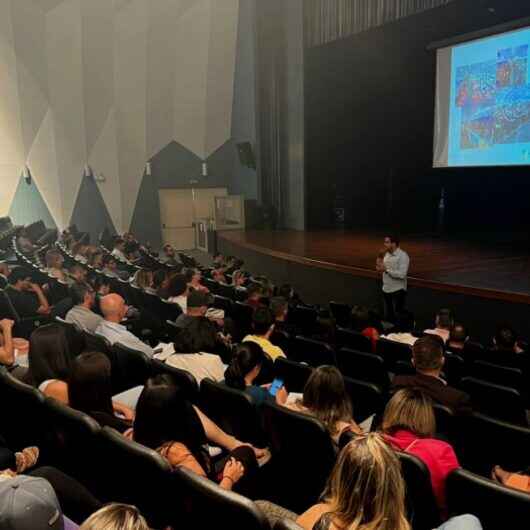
[80, 504, 149, 530]
[382, 388, 436, 438]
[323, 433, 410, 530]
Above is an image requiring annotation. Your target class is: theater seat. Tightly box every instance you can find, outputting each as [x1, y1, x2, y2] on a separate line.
[329, 301, 352, 328]
[274, 357, 313, 393]
[336, 327, 372, 353]
[397, 451, 441, 530]
[0, 289, 44, 339]
[111, 343, 151, 394]
[232, 302, 254, 340]
[174, 466, 270, 530]
[336, 348, 390, 390]
[343, 376, 385, 423]
[200, 379, 266, 447]
[471, 360, 524, 394]
[262, 402, 336, 512]
[288, 305, 318, 336]
[150, 359, 199, 403]
[290, 336, 336, 367]
[376, 338, 412, 370]
[447, 469, 530, 530]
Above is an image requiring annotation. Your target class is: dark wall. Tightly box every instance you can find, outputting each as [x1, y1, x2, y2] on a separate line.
[305, 0, 530, 237]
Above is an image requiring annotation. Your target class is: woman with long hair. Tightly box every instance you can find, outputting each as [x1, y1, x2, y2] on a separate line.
[132, 269, 153, 292]
[80, 504, 149, 530]
[297, 433, 411, 530]
[224, 342, 285, 406]
[284, 366, 362, 445]
[381, 388, 460, 516]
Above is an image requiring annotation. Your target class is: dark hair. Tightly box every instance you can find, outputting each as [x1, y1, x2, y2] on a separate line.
[153, 269, 168, 289]
[449, 323, 467, 343]
[278, 284, 294, 300]
[351, 305, 370, 332]
[495, 324, 517, 351]
[252, 307, 274, 335]
[173, 317, 218, 354]
[134, 379, 207, 467]
[167, 274, 187, 297]
[224, 342, 265, 390]
[69, 352, 114, 417]
[102, 255, 116, 267]
[436, 308, 454, 330]
[7, 267, 31, 285]
[385, 235, 400, 246]
[412, 335, 444, 372]
[113, 238, 125, 248]
[28, 324, 73, 386]
[91, 275, 111, 292]
[270, 297, 288, 319]
[70, 282, 93, 306]
[247, 284, 264, 299]
[302, 366, 353, 436]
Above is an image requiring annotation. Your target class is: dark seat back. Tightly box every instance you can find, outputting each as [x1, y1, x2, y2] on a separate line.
[262, 402, 336, 512]
[84, 330, 113, 356]
[232, 302, 254, 340]
[200, 379, 265, 447]
[212, 294, 234, 317]
[96, 427, 174, 528]
[336, 348, 389, 390]
[447, 469, 530, 530]
[336, 327, 372, 353]
[343, 376, 385, 424]
[150, 359, 199, 402]
[376, 338, 412, 369]
[142, 292, 182, 322]
[291, 336, 336, 367]
[463, 340, 486, 365]
[174, 466, 270, 530]
[460, 376, 527, 426]
[444, 351, 466, 387]
[274, 357, 313, 394]
[111, 343, 151, 393]
[471, 360, 524, 393]
[397, 451, 441, 530]
[270, 330, 291, 357]
[216, 283, 236, 300]
[329, 301, 351, 328]
[0, 289, 43, 338]
[288, 305, 318, 336]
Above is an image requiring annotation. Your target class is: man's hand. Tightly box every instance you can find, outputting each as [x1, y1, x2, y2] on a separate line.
[0, 319, 14, 331]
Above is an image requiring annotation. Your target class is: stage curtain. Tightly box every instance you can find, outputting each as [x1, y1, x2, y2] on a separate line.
[304, 0, 456, 47]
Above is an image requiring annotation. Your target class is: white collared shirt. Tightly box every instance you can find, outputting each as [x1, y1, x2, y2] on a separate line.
[95, 320, 154, 358]
[383, 247, 410, 293]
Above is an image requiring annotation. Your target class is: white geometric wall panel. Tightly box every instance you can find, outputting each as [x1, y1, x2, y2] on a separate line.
[0, 0, 240, 230]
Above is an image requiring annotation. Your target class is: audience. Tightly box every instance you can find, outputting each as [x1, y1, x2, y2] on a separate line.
[382, 388, 460, 516]
[269, 296, 292, 334]
[111, 238, 129, 263]
[184, 267, 209, 293]
[174, 290, 214, 328]
[79, 504, 149, 530]
[296, 433, 411, 530]
[160, 244, 179, 266]
[88, 251, 103, 270]
[212, 267, 227, 284]
[95, 294, 154, 358]
[45, 250, 67, 282]
[447, 323, 467, 353]
[68, 264, 87, 285]
[6, 267, 51, 317]
[153, 269, 170, 298]
[65, 283, 103, 333]
[283, 366, 362, 445]
[246, 284, 265, 309]
[425, 308, 454, 343]
[166, 274, 189, 312]
[491, 324, 526, 367]
[382, 310, 418, 346]
[131, 269, 154, 293]
[392, 335, 472, 415]
[225, 342, 283, 405]
[102, 255, 121, 279]
[155, 317, 225, 383]
[243, 307, 286, 361]
[17, 229, 37, 254]
[0, 318, 29, 374]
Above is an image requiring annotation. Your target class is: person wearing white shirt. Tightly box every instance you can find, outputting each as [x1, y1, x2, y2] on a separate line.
[95, 293, 154, 358]
[110, 238, 130, 263]
[376, 235, 410, 323]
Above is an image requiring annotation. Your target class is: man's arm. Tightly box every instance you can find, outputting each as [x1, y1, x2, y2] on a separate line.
[385, 252, 410, 280]
[30, 283, 51, 315]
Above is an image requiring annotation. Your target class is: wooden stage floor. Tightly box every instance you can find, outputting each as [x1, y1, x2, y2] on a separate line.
[218, 230, 530, 304]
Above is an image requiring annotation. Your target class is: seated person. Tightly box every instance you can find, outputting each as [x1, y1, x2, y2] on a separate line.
[71, 242, 89, 264]
[65, 283, 104, 333]
[101, 255, 121, 279]
[80, 504, 149, 530]
[282, 365, 362, 445]
[88, 251, 103, 270]
[95, 294, 154, 358]
[490, 324, 526, 368]
[5, 267, 51, 317]
[159, 244, 179, 266]
[0, 261, 10, 289]
[68, 264, 87, 285]
[155, 317, 225, 384]
[491, 465, 530, 493]
[166, 274, 189, 312]
[382, 310, 418, 346]
[243, 307, 286, 361]
[0, 318, 29, 376]
[17, 229, 37, 254]
[45, 250, 68, 282]
[269, 296, 296, 335]
[245, 284, 265, 309]
[224, 342, 286, 406]
[277, 283, 302, 308]
[175, 290, 215, 328]
[424, 308, 454, 343]
[382, 388, 460, 516]
[211, 267, 227, 284]
[297, 433, 410, 530]
[184, 268, 210, 294]
[69, 352, 135, 431]
[110, 238, 129, 263]
[130, 377, 265, 496]
[212, 252, 225, 268]
[131, 269, 155, 293]
[447, 323, 467, 353]
[392, 335, 471, 415]
[27, 324, 134, 420]
[153, 269, 170, 299]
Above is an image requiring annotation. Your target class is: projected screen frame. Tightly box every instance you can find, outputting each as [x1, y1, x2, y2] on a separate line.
[430, 16, 530, 169]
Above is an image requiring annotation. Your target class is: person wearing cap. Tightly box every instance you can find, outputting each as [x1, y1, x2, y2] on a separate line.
[5, 267, 51, 318]
[95, 294, 154, 358]
[174, 290, 215, 329]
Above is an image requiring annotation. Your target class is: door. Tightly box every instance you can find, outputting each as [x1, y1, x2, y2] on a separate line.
[159, 189, 195, 250]
[193, 187, 227, 219]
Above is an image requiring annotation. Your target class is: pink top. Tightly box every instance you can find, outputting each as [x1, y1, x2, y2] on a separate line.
[385, 429, 459, 515]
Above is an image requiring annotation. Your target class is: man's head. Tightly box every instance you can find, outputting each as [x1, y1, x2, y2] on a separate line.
[212, 268, 225, 282]
[411, 335, 444, 375]
[270, 297, 288, 322]
[168, 274, 188, 298]
[70, 282, 95, 309]
[69, 264, 87, 282]
[449, 323, 467, 347]
[247, 284, 264, 302]
[102, 255, 117, 271]
[494, 324, 517, 352]
[163, 244, 175, 258]
[187, 290, 213, 317]
[0, 261, 10, 277]
[383, 235, 400, 253]
[113, 238, 125, 251]
[213, 253, 224, 265]
[45, 250, 64, 269]
[153, 269, 169, 290]
[435, 308, 454, 331]
[8, 267, 33, 290]
[100, 293, 128, 323]
[252, 307, 275, 338]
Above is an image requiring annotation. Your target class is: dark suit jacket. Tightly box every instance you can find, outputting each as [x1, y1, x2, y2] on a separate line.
[391, 372, 472, 415]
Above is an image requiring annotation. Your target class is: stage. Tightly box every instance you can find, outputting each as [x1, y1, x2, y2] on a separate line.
[217, 230, 530, 340]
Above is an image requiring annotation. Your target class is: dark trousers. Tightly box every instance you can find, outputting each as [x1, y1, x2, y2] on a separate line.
[383, 289, 407, 323]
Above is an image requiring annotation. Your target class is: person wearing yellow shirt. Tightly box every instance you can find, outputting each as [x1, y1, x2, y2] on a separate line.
[243, 307, 286, 361]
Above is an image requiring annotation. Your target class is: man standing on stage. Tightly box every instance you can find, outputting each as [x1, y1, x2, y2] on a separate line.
[377, 235, 410, 323]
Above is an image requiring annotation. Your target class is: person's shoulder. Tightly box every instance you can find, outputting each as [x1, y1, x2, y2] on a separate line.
[391, 374, 417, 387]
